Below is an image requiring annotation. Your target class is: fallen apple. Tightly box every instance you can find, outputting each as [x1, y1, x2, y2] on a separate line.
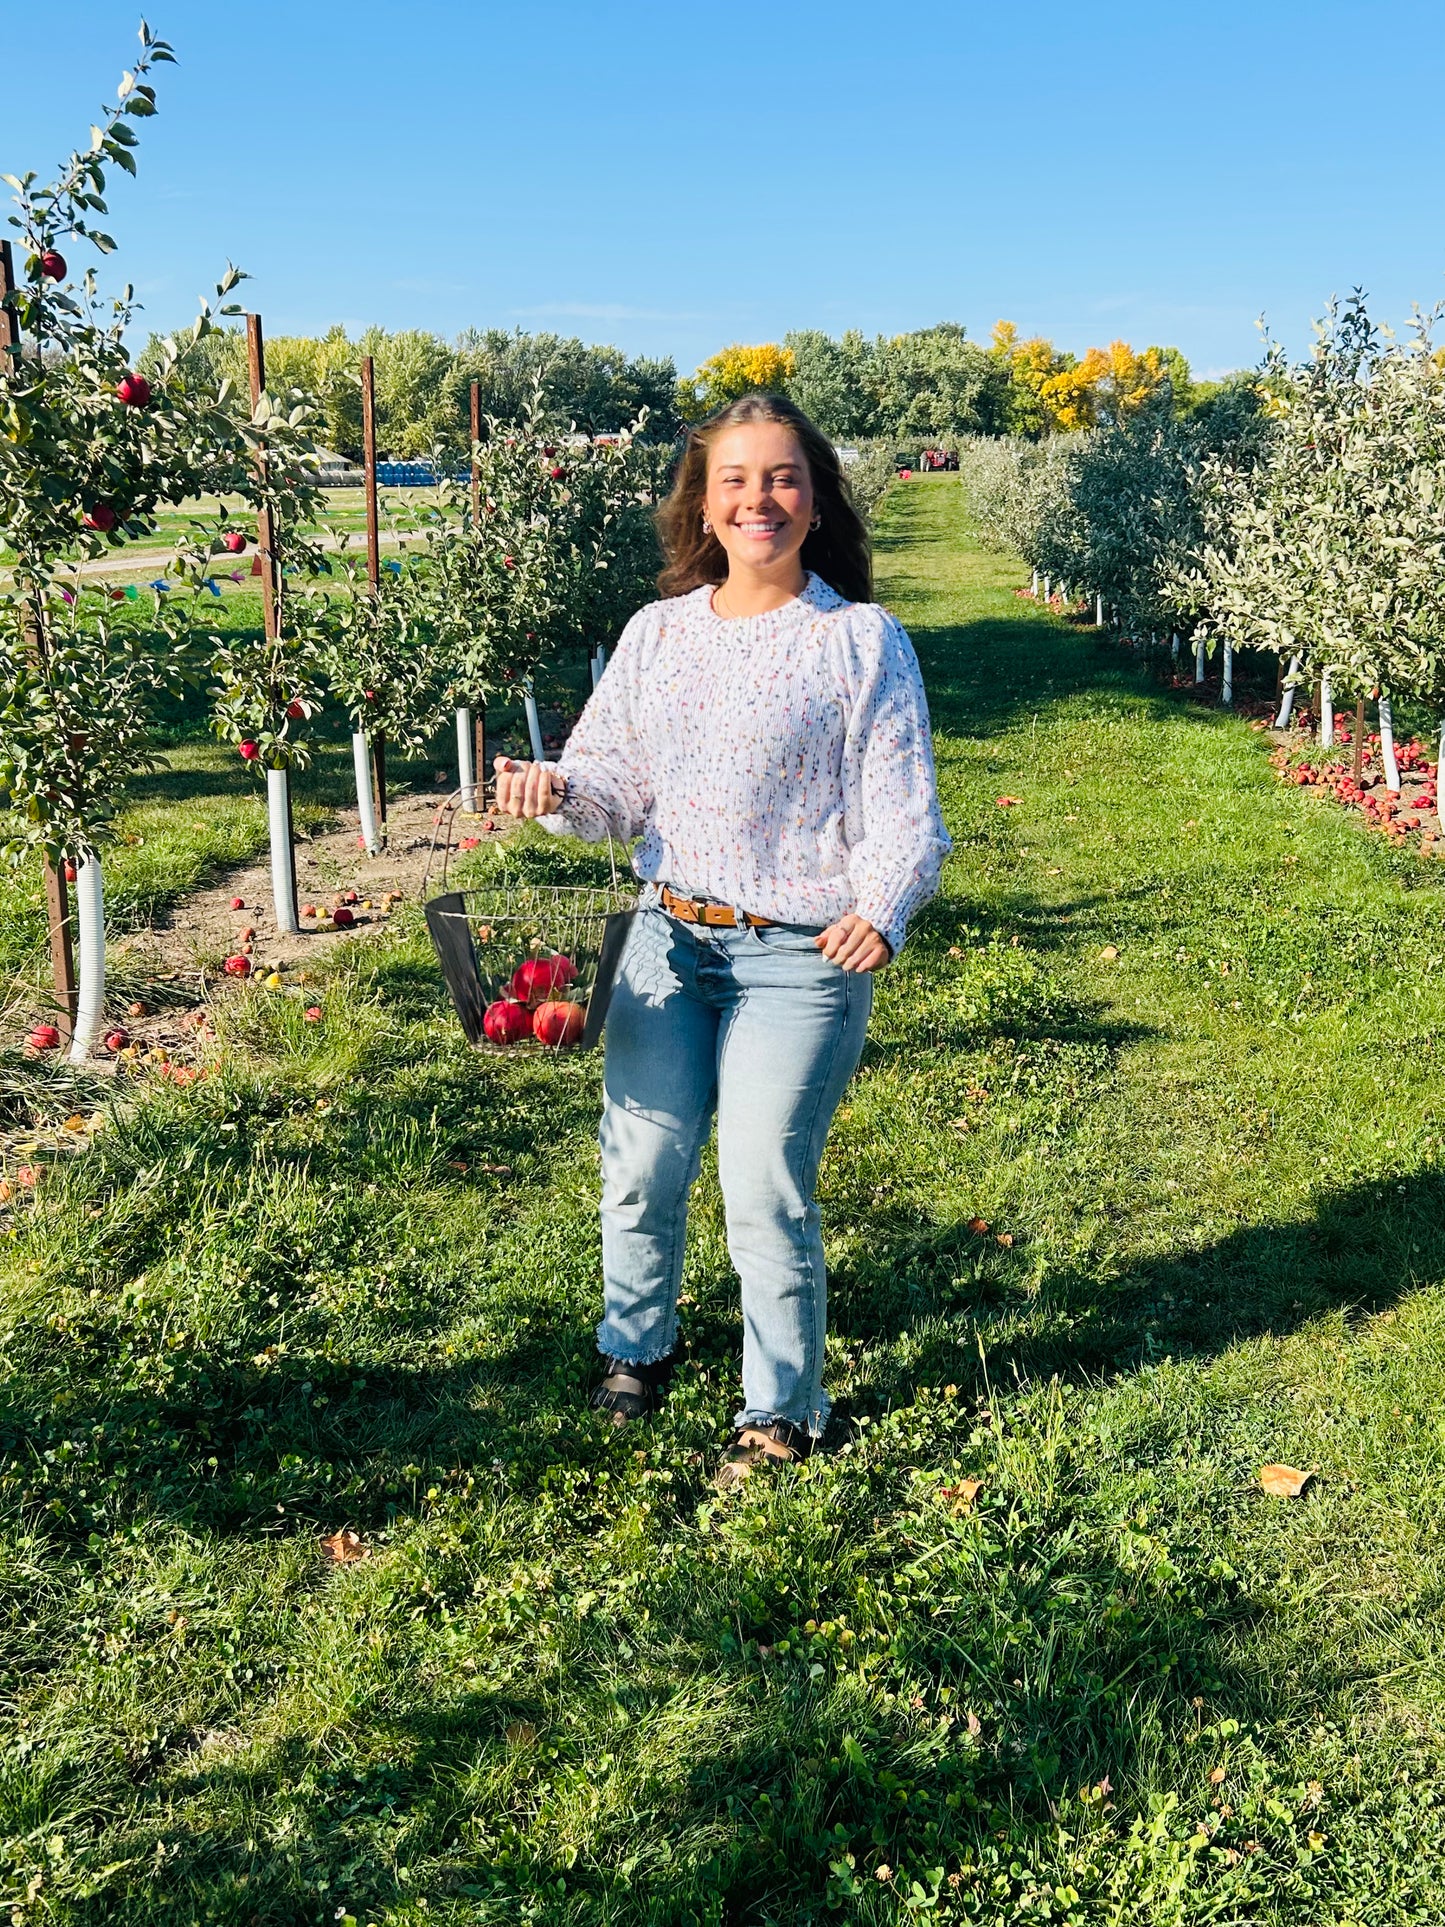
[29, 1024, 61, 1051]
[103, 1027, 130, 1052]
[302, 904, 318, 918]
[231, 897, 245, 911]
[533, 999, 585, 1048]
[223, 955, 252, 977]
[332, 907, 355, 928]
[304, 1005, 323, 1022]
[483, 998, 533, 1046]
[116, 371, 151, 407]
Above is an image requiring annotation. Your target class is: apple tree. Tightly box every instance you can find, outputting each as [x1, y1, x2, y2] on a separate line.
[0, 26, 255, 1056]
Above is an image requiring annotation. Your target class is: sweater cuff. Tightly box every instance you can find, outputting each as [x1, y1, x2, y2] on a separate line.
[853, 883, 921, 960]
[539, 780, 613, 845]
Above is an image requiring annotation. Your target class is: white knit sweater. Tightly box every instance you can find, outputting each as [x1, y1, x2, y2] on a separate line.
[542, 572, 951, 954]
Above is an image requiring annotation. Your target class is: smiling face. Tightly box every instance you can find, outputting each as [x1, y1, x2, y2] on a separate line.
[703, 421, 815, 583]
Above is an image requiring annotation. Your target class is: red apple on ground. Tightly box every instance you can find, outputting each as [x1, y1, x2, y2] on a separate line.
[302, 904, 318, 918]
[483, 999, 533, 1046]
[509, 955, 578, 1005]
[223, 955, 252, 977]
[332, 907, 355, 928]
[39, 249, 66, 280]
[533, 999, 585, 1048]
[222, 530, 247, 554]
[116, 372, 151, 407]
[304, 1006, 323, 1022]
[83, 504, 117, 533]
[230, 897, 245, 911]
[28, 1024, 61, 1051]
[103, 1028, 130, 1052]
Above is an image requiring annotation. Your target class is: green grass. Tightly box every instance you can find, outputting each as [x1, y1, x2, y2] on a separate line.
[4, 477, 1445, 1922]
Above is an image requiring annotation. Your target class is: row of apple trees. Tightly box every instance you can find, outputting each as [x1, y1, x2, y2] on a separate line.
[0, 30, 661, 1058]
[960, 297, 1445, 826]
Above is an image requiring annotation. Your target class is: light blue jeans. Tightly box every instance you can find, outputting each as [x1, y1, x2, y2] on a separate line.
[597, 900, 872, 1437]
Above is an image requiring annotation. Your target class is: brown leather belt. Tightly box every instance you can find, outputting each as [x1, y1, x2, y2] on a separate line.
[661, 886, 774, 930]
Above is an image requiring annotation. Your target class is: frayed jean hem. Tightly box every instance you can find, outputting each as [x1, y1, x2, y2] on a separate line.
[596, 1323, 679, 1368]
[734, 1398, 830, 1441]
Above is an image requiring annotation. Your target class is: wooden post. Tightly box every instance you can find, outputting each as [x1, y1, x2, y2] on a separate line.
[470, 379, 487, 806]
[245, 316, 279, 642]
[246, 314, 299, 933]
[1, 239, 76, 1034]
[360, 354, 386, 834]
[1353, 697, 1366, 785]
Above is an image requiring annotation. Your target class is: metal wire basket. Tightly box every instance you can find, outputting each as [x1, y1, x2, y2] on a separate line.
[424, 855, 636, 1054]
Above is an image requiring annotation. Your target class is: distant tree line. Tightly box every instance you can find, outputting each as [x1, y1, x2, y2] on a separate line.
[139, 318, 1239, 460]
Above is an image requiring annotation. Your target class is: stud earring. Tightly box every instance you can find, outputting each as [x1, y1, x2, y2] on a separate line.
[810, 513, 822, 531]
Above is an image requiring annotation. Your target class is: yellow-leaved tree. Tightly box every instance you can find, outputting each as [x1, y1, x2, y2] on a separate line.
[678, 343, 796, 421]
[1040, 340, 1169, 431]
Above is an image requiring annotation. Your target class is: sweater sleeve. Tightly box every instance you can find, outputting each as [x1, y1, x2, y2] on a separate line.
[539, 606, 655, 845]
[837, 607, 952, 956]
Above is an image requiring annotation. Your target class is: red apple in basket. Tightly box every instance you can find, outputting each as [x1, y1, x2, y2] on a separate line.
[509, 955, 578, 1006]
[533, 1000, 584, 1048]
[483, 999, 533, 1046]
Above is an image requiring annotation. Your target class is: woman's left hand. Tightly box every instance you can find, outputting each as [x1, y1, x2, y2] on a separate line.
[815, 914, 892, 972]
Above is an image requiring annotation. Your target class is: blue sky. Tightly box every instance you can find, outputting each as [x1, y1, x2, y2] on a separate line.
[8, 0, 1445, 380]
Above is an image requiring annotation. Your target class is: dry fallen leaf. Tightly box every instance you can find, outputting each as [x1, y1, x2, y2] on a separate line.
[939, 1478, 984, 1515]
[504, 1720, 537, 1748]
[967, 1217, 990, 1235]
[996, 1232, 1014, 1248]
[1098, 945, 1120, 963]
[1258, 1462, 1314, 1498]
[320, 1528, 371, 1564]
[1209, 1766, 1226, 1785]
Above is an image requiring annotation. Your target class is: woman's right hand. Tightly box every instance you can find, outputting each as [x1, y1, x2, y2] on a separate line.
[493, 756, 566, 819]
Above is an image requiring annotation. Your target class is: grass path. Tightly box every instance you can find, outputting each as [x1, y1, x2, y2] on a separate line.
[3, 478, 1445, 1921]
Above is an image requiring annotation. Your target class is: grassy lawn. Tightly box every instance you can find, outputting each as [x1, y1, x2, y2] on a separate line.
[4, 476, 1445, 1922]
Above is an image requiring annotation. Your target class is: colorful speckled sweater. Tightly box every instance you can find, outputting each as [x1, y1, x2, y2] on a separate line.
[542, 573, 951, 955]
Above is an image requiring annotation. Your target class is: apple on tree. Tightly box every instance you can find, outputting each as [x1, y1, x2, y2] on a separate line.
[222, 530, 247, 554]
[38, 249, 66, 280]
[115, 371, 151, 408]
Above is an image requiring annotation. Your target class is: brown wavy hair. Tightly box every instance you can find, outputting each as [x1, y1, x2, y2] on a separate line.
[655, 392, 873, 604]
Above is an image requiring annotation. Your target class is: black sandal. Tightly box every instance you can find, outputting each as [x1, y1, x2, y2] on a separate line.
[588, 1346, 681, 1426]
[715, 1418, 813, 1491]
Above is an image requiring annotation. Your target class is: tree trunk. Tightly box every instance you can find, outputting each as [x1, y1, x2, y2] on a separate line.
[68, 854, 105, 1063]
[1275, 655, 1301, 728]
[457, 705, 477, 812]
[353, 731, 380, 855]
[266, 767, 300, 934]
[1379, 692, 1401, 792]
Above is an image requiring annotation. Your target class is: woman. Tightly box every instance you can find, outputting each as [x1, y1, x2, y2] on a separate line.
[494, 393, 950, 1488]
